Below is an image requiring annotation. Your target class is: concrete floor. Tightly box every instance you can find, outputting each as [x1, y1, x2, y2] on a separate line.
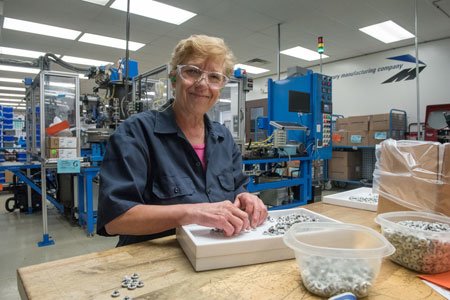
[0, 187, 351, 299]
[0, 193, 117, 300]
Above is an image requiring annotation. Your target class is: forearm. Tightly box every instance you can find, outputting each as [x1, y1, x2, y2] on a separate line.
[105, 204, 194, 236]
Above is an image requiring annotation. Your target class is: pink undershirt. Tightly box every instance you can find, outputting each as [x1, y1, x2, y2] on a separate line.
[192, 144, 206, 170]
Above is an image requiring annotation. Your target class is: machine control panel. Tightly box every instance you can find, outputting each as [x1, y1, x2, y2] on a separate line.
[322, 113, 332, 146]
[318, 75, 332, 148]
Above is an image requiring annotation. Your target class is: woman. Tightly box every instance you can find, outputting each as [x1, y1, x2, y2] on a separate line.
[97, 35, 267, 246]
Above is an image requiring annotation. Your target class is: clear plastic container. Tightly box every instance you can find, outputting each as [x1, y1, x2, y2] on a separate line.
[375, 211, 450, 274]
[283, 222, 394, 298]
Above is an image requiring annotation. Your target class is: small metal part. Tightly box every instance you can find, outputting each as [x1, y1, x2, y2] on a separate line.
[137, 281, 144, 288]
[127, 283, 137, 290]
[111, 290, 120, 298]
[123, 297, 133, 300]
[131, 273, 139, 280]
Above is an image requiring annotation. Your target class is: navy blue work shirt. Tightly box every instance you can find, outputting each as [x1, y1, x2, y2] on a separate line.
[97, 103, 248, 246]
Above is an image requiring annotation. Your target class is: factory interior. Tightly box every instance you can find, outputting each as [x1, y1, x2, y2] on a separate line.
[1, 0, 450, 299]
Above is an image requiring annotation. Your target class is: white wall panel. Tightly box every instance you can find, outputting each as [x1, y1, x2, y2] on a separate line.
[247, 38, 450, 124]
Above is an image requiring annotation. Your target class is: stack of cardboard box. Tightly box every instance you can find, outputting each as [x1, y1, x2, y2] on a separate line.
[333, 113, 406, 147]
[374, 139, 450, 216]
[328, 151, 362, 180]
[45, 137, 77, 159]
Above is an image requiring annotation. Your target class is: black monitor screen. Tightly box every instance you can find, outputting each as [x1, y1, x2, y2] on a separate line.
[289, 90, 311, 113]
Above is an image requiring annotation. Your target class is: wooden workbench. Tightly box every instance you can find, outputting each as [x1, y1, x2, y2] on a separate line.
[17, 203, 444, 299]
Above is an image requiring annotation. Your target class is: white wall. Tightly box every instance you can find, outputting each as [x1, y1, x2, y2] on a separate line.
[247, 38, 450, 124]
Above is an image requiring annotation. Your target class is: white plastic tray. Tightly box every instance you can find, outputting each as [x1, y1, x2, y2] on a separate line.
[323, 187, 378, 211]
[176, 207, 339, 271]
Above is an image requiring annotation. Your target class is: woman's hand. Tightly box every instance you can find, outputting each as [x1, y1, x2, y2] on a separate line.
[187, 201, 250, 236]
[234, 192, 268, 228]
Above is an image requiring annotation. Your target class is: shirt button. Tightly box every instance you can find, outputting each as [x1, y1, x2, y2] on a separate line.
[207, 188, 211, 194]
[195, 162, 201, 167]
[174, 187, 180, 193]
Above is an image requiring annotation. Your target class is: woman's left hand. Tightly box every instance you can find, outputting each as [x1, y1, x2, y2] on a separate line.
[234, 192, 268, 228]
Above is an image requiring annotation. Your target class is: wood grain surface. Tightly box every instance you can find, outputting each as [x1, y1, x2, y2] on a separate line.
[17, 203, 444, 299]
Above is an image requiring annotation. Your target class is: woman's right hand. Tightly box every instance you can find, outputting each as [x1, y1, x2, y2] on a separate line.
[186, 201, 250, 236]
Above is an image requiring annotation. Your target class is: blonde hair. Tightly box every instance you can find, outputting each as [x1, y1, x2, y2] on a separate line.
[169, 35, 236, 77]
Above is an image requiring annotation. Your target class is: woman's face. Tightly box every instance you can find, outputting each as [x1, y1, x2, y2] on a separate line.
[172, 57, 225, 116]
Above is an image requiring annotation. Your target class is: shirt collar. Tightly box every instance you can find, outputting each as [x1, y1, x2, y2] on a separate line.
[153, 102, 225, 141]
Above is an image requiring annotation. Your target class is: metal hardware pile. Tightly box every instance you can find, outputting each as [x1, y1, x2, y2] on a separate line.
[210, 213, 321, 236]
[383, 220, 450, 273]
[263, 213, 320, 236]
[301, 256, 375, 298]
[348, 193, 378, 204]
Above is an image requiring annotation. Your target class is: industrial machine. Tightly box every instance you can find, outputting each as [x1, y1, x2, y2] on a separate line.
[424, 104, 450, 143]
[243, 68, 333, 207]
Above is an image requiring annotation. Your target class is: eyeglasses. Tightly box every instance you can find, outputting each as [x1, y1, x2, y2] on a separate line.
[177, 65, 229, 89]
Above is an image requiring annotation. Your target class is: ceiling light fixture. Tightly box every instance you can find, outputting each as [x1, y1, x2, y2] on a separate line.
[281, 46, 329, 61]
[0, 65, 40, 74]
[234, 64, 269, 75]
[81, 0, 110, 5]
[0, 93, 25, 98]
[0, 46, 46, 59]
[79, 33, 145, 51]
[0, 86, 26, 92]
[359, 20, 414, 43]
[0, 98, 23, 103]
[110, 0, 196, 25]
[61, 55, 113, 66]
[0, 77, 23, 84]
[3, 17, 82, 40]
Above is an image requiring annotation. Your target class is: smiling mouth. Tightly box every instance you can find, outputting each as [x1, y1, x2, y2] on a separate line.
[190, 92, 210, 99]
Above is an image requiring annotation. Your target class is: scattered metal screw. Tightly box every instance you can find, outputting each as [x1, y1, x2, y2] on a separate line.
[111, 290, 120, 298]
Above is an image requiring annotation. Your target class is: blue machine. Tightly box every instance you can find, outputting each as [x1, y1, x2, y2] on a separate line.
[244, 70, 332, 207]
[268, 69, 333, 160]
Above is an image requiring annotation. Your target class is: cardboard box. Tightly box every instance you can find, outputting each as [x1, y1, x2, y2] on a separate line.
[377, 141, 439, 180]
[329, 151, 362, 180]
[376, 140, 449, 216]
[347, 116, 370, 131]
[332, 131, 348, 146]
[370, 113, 406, 131]
[46, 137, 77, 149]
[329, 168, 361, 180]
[368, 130, 388, 146]
[336, 118, 350, 131]
[329, 151, 362, 169]
[5, 170, 14, 183]
[347, 131, 369, 146]
[46, 148, 77, 159]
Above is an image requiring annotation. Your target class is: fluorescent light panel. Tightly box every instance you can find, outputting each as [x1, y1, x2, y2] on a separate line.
[0, 93, 25, 98]
[359, 20, 414, 43]
[79, 33, 145, 51]
[3, 17, 81, 40]
[0, 98, 23, 102]
[111, 0, 196, 25]
[62, 55, 113, 66]
[0, 86, 26, 92]
[281, 46, 329, 61]
[0, 46, 46, 59]
[0, 102, 25, 107]
[234, 64, 269, 75]
[0, 65, 40, 74]
[82, 0, 110, 5]
[0, 77, 23, 84]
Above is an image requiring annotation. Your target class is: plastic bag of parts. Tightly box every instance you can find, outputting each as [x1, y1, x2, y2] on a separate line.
[372, 139, 450, 216]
